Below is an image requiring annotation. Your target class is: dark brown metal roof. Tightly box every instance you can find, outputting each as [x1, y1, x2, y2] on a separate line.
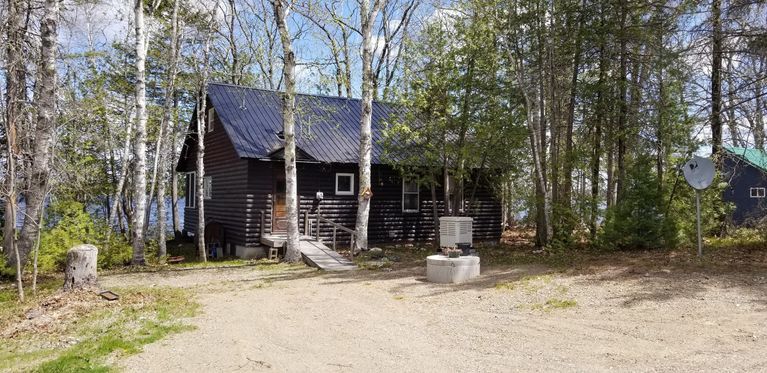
[208, 82, 402, 164]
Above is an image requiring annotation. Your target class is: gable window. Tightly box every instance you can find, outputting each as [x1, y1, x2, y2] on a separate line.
[186, 172, 196, 208]
[750, 187, 765, 198]
[402, 180, 419, 212]
[335, 173, 354, 196]
[203, 176, 212, 199]
[207, 107, 215, 133]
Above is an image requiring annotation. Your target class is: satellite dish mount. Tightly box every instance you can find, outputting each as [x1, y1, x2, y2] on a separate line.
[682, 156, 715, 257]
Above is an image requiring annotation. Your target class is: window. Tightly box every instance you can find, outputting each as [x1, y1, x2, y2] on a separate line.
[750, 187, 765, 198]
[402, 180, 419, 212]
[335, 173, 354, 195]
[207, 107, 215, 133]
[186, 172, 196, 208]
[203, 176, 212, 199]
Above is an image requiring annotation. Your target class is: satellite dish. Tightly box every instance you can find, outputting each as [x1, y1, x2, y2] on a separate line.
[682, 156, 715, 190]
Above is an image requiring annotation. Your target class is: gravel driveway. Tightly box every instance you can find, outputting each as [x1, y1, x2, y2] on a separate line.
[103, 262, 767, 372]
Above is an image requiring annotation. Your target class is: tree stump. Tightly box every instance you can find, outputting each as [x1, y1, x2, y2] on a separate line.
[63, 244, 98, 291]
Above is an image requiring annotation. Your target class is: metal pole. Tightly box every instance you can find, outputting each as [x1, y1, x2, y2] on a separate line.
[696, 189, 702, 257]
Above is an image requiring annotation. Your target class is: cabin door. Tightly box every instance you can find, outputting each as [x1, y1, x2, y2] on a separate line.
[272, 172, 288, 233]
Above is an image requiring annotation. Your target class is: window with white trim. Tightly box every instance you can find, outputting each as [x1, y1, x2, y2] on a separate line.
[203, 176, 212, 199]
[335, 173, 354, 195]
[750, 187, 765, 198]
[402, 180, 419, 212]
[207, 107, 215, 133]
[186, 172, 196, 208]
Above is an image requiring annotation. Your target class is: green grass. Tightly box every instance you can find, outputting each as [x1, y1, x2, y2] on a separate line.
[545, 298, 577, 309]
[495, 274, 554, 292]
[708, 228, 767, 251]
[0, 283, 199, 372]
[528, 298, 578, 312]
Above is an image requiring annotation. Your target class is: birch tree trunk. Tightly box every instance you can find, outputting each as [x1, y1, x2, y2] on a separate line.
[156, 0, 181, 258]
[107, 110, 134, 240]
[4, 0, 27, 272]
[354, 0, 385, 253]
[131, 0, 148, 265]
[18, 0, 60, 267]
[271, 0, 301, 262]
[196, 35, 212, 263]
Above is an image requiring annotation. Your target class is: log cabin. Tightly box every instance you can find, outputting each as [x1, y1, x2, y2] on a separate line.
[176, 83, 502, 258]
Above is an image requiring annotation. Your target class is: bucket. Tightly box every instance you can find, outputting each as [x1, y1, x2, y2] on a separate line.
[456, 243, 472, 256]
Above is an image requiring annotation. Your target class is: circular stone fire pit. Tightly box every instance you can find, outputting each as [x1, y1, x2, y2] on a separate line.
[426, 255, 480, 284]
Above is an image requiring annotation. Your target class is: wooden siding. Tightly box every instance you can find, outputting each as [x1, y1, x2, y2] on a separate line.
[179, 103, 501, 249]
[723, 155, 767, 225]
[180, 104, 250, 249]
[246, 162, 502, 246]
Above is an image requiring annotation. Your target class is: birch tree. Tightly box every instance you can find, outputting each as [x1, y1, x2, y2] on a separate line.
[132, 0, 148, 265]
[3, 0, 28, 273]
[17, 0, 61, 269]
[195, 6, 215, 262]
[271, 0, 301, 262]
[354, 0, 385, 253]
[155, 0, 181, 257]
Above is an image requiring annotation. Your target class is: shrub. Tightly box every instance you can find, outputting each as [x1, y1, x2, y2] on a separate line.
[599, 160, 678, 250]
[668, 172, 733, 247]
[38, 200, 131, 272]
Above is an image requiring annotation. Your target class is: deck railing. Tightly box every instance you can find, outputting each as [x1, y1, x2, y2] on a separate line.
[310, 210, 356, 253]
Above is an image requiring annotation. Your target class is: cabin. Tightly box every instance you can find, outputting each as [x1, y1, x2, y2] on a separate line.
[722, 146, 767, 226]
[176, 83, 502, 258]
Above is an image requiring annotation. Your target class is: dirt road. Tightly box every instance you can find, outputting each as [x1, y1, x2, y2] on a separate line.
[104, 263, 767, 372]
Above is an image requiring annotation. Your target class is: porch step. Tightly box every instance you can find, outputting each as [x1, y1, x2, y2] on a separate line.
[299, 239, 357, 271]
[260, 234, 314, 248]
[260, 233, 287, 248]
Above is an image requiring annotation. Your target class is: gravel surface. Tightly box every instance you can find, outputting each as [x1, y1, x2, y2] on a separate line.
[103, 263, 767, 372]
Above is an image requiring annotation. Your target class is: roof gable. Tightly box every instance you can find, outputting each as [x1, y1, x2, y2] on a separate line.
[207, 83, 403, 164]
[724, 146, 767, 173]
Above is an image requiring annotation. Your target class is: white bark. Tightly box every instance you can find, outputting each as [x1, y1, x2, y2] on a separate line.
[4, 0, 26, 301]
[196, 18, 214, 262]
[354, 0, 385, 253]
[132, 0, 148, 265]
[271, 0, 301, 262]
[18, 0, 60, 268]
[156, 0, 181, 258]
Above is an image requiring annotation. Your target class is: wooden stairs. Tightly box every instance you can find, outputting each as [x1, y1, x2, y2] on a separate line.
[260, 234, 356, 271]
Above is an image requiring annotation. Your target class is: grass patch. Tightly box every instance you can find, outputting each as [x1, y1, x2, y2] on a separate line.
[103, 258, 296, 276]
[0, 283, 199, 372]
[495, 274, 554, 293]
[527, 298, 578, 312]
[545, 298, 577, 309]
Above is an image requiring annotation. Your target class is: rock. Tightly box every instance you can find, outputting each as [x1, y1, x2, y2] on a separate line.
[63, 244, 99, 291]
[369, 247, 385, 259]
[25, 309, 42, 320]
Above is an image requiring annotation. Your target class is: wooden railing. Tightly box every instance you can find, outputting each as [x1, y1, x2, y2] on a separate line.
[309, 210, 356, 253]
